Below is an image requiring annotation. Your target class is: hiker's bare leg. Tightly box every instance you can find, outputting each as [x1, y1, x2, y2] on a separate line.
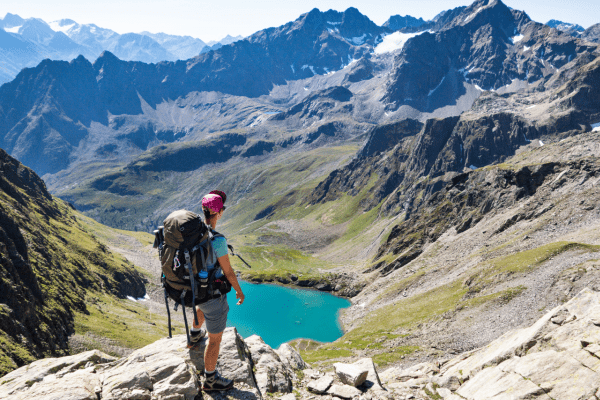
[204, 331, 223, 371]
[193, 306, 205, 329]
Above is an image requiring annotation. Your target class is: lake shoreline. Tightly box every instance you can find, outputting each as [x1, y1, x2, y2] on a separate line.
[240, 270, 363, 299]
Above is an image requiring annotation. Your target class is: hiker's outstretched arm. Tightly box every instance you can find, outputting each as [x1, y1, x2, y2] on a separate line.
[218, 254, 245, 305]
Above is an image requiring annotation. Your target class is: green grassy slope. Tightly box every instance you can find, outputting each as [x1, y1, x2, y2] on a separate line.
[0, 149, 176, 376]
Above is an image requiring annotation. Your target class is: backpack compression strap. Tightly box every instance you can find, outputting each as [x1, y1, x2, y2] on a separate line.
[183, 249, 199, 327]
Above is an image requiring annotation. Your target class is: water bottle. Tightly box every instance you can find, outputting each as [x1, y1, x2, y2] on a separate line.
[198, 270, 208, 299]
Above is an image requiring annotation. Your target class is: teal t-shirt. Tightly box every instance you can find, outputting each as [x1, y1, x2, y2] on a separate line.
[207, 235, 227, 278]
[212, 236, 228, 259]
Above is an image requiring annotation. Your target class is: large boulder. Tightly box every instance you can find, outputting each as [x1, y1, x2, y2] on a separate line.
[350, 358, 385, 391]
[245, 335, 293, 394]
[334, 362, 368, 387]
[328, 383, 362, 399]
[275, 343, 308, 375]
[307, 375, 334, 394]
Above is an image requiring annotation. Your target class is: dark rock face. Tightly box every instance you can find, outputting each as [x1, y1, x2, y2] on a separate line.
[428, 113, 539, 176]
[309, 118, 423, 209]
[241, 140, 275, 157]
[273, 86, 353, 121]
[382, 0, 596, 111]
[582, 23, 600, 43]
[383, 15, 427, 31]
[342, 58, 374, 84]
[359, 118, 423, 158]
[374, 160, 600, 275]
[0, 148, 146, 376]
[125, 133, 246, 173]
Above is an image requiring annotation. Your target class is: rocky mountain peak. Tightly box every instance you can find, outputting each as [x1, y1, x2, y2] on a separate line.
[583, 23, 600, 43]
[291, 7, 385, 39]
[1, 13, 25, 28]
[547, 19, 585, 34]
[93, 50, 122, 66]
[55, 18, 77, 26]
[382, 15, 426, 31]
[443, 0, 522, 35]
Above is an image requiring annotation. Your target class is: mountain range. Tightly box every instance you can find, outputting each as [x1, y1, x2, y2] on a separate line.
[0, 13, 243, 85]
[1, 0, 598, 180]
[1, 0, 600, 384]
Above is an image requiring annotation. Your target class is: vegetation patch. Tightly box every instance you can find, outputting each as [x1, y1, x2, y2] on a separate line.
[300, 348, 354, 364]
[355, 281, 467, 334]
[235, 244, 332, 280]
[372, 346, 420, 367]
[73, 293, 183, 354]
[485, 241, 600, 277]
[0, 334, 36, 377]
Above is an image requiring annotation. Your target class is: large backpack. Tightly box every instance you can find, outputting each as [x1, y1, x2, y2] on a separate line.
[153, 209, 231, 345]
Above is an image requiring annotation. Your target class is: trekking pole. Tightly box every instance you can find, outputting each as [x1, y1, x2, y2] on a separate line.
[228, 245, 252, 269]
[164, 285, 172, 338]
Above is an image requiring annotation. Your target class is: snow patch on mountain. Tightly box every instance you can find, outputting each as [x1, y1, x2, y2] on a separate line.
[592, 122, 600, 132]
[429, 77, 446, 96]
[302, 65, 317, 75]
[374, 31, 424, 54]
[49, 21, 75, 33]
[511, 34, 524, 43]
[348, 34, 367, 45]
[4, 25, 22, 33]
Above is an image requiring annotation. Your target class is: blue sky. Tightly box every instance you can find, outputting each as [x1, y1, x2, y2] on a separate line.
[0, 0, 598, 42]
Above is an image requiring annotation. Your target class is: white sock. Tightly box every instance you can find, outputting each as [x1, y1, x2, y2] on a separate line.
[191, 327, 201, 332]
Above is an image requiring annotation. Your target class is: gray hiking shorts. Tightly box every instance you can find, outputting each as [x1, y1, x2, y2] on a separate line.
[197, 294, 229, 334]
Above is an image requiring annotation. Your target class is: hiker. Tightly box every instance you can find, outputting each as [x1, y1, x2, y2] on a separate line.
[190, 190, 245, 391]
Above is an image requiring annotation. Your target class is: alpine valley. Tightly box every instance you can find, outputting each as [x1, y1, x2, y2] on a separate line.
[1, 0, 600, 399]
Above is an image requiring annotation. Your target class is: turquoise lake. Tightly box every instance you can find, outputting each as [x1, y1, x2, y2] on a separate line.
[225, 281, 351, 348]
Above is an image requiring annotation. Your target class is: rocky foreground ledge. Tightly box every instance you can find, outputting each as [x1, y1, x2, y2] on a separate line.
[1, 288, 599, 400]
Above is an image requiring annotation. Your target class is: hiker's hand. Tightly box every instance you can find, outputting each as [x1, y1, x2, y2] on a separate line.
[236, 291, 245, 305]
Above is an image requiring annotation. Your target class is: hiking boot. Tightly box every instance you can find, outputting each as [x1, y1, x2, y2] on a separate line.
[203, 370, 234, 391]
[186, 328, 206, 348]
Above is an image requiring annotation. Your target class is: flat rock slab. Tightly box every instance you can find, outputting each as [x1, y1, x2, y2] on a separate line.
[0, 350, 115, 399]
[5, 368, 102, 400]
[457, 364, 552, 400]
[499, 350, 600, 400]
[328, 383, 363, 399]
[307, 376, 334, 394]
[442, 288, 600, 400]
[334, 362, 368, 387]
